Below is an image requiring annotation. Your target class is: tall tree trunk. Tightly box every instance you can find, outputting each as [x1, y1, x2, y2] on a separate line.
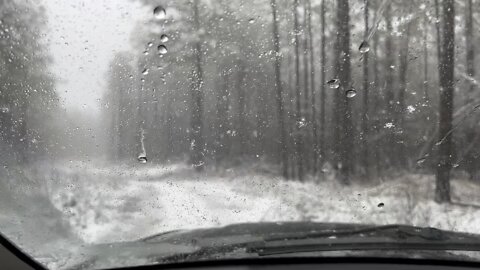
[165, 97, 174, 159]
[361, 0, 370, 179]
[372, 0, 381, 177]
[236, 61, 246, 156]
[465, 0, 475, 97]
[215, 65, 230, 166]
[423, 14, 430, 102]
[384, 3, 396, 168]
[306, 0, 318, 174]
[293, 0, 304, 180]
[396, 13, 412, 169]
[190, 0, 205, 171]
[434, 0, 443, 65]
[319, 0, 326, 170]
[302, 0, 311, 173]
[435, 0, 455, 203]
[271, 0, 288, 179]
[287, 51, 295, 178]
[464, 0, 477, 179]
[334, 0, 353, 183]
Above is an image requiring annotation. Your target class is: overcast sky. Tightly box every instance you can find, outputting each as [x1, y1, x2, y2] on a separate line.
[44, 0, 149, 113]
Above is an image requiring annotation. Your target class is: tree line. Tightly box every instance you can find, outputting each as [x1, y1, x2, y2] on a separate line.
[0, 0, 58, 165]
[103, 0, 475, 203]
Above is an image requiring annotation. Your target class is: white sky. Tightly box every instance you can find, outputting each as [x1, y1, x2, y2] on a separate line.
[43, 0, 149, 113]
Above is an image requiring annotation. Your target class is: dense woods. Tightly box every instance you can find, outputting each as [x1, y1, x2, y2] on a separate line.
[0, 1, 58, 164]
[5, 1, 480, 267]
[81, 0, 477, 202]
[98, 0, 476, 202]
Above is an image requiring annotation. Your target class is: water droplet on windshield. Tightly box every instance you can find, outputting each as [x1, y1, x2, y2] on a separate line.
[160, 34, 169, 42]
[327, 79, 340, 89]
[384, 122, 395, 129]
[359, 41, 370, 53]
[377, 202, 384, 208]
[142, 68, 149, 75]
[297, 117, 306, 128]
[137, 154, 147, 164]
[345, 88, 357, 98]
[157, 44, 168, 55]
[153, 6, 166, 20]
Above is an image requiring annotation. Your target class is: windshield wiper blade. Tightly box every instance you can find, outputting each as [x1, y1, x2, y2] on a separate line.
[251, 224, 480, 256]
[153, 224, 480, 262]
[250, 238, 480, 256]
[263, 224, 466, 242]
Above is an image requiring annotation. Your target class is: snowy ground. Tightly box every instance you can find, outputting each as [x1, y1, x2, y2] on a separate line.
[2, 161, 480, 268]
[43, 162, 480, 244]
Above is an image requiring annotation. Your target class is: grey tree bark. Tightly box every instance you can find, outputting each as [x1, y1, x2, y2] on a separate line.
[395, 12, 412, 169]
[361, 0, 370, 179]
[190, 0, 205, 171]
[293, 0, 304, 180]
[306, 0, 318, 174]
[334, 0, 353, 183]
[435, 0, 455, 203]
[319, 0, 326, 171]
[271, 0, 288, 178]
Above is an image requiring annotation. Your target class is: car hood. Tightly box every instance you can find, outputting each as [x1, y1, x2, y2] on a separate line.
[64, 222, 480, 270]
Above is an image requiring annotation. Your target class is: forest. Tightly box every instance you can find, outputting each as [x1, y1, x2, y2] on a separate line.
[0, 0, 477, 204]
[101, 0, 474, 203]
[3, 1, 480, 267]
[0, 1, 58, 165]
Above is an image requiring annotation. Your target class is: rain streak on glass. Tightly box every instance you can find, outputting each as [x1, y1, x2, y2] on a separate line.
[327, 79, 340, 89]
[157, 44, 168, 55]
[153, 6, 166, 20]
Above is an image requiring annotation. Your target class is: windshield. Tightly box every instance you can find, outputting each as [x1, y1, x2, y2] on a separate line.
[1, 0, 480, 269]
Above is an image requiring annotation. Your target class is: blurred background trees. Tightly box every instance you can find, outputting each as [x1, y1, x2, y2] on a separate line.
[0, 0, 58, 164]
[94, 0, 473, 201]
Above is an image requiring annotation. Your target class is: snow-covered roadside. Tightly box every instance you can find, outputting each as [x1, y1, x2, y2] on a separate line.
[44, 162, 480, 244]
[0, 165, 84, 270]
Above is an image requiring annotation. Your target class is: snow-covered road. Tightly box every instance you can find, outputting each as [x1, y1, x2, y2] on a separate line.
[48, 163, 301, 243]
[44, 162, 480, 244]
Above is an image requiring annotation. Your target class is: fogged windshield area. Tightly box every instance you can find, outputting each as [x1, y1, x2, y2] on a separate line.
[1, 0, 480, 268]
